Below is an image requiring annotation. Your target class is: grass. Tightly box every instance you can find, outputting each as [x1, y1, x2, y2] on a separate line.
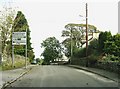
[0, 65, 2, 71]
[2, 55, 30, 71]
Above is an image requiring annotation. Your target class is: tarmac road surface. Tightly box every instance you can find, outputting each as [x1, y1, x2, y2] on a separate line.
[6, 65, 118, 88]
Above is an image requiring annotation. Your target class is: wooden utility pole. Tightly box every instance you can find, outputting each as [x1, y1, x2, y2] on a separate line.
[86, 3, 88, 67]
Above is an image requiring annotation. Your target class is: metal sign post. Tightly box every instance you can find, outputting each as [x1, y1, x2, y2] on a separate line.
[25, 29, 27, 69]
[12, 31, 27, 68]
[12, 45, 14, 67]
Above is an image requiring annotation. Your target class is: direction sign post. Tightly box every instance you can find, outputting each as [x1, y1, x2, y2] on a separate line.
[12, 31, 27, 68]
[12, 45, 14, 67]
[25, 29, 27, 69]
[12, 32, 26, 45]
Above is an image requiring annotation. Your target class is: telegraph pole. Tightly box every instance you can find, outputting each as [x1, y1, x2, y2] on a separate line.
[86, 3, 88, 67]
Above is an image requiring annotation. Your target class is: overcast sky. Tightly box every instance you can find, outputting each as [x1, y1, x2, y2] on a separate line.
[0, 0, 118, 58]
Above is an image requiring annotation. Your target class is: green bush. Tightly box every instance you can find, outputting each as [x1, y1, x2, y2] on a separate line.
[88, 55, 98, 66]
[98, 31, 112, 52]
[38, 59, 44, 65]
[104, 34, 120, 57]
[73, 47, 86, 58]
[103, 54, 119, 62]
[74, 38, 100, 58]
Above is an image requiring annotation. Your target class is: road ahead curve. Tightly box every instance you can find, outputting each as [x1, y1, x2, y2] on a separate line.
[7, 65, 118, 87]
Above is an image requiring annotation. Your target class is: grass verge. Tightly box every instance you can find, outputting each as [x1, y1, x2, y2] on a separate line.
[2, 55, 30, 71]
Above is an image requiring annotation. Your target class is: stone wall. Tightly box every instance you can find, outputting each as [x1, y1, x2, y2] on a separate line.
[71, 57, 120, 73]
[71, 57, 87, 67]
[95, 61, 119, 73]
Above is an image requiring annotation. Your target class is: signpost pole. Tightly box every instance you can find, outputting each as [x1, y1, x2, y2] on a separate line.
[12, 32, 27, 68]
[12, 45, 14, 67]
[12, 33, 14, 67]
[86, 3, 88, 67]
[25, 29, 27, 69]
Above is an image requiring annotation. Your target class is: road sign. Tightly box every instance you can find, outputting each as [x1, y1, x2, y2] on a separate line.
[12, 31, 27, 68]
[12, 32, 26, 45]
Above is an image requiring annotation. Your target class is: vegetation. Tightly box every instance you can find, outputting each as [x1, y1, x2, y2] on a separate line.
[0, 7, 34, 70]
[102, 54, 119, 62]
[1, 5, 119, 70]
[0, 7, 16, 57]
[104, 33, 120, 57]
[72, 31, 120, 64]
[41, 37, 62, 64]
[2, 55, 29, 71]
[12, 11, 35, 62]
[38, 59, 44, 65]
[61, 23, 120, 65]
[61, 23, 98, 58]
[98, 31, 112, 52]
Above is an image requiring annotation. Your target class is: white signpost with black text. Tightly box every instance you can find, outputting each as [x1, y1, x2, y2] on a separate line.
[12, 31, 27, 68]
[12, 32, 26, 45]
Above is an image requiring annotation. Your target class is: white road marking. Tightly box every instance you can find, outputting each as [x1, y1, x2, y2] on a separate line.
[75, 69, 115, 83]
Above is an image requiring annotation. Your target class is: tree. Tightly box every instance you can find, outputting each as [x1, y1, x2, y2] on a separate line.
[61, 37, 78, 58]
[12, 11, 35, 61]
[89, 38, 99, 50]
[104, 33, 120, 57]
[98, 31, 112, 52]
[0, 7, 16, 57]
[86, 38, 100, 56]
[62, 23, 98, 57]
[28, 50, 35, 62]
[41, 37, 62, 64]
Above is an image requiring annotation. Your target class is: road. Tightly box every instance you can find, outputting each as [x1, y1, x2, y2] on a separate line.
[6, 65, 118, 88]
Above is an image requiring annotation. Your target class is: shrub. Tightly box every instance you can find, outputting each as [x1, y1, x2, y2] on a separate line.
[104, 34, 120, 57]
[98, 31, 112, 52]
[88, 55, 98, 66]
[73, 47, 86, 58]
[103, 54, 119, 62]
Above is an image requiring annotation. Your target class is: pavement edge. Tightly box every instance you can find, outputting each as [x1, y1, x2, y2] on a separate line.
[1, 67, 33, 89]
[68, 65, 118, 83]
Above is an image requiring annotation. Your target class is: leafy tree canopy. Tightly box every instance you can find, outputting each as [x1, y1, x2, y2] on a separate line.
[41, 37, 62, 64]
[98, 31, 112, 52]
[104, 33, 120, 57]
[0, 7, 15, 55]
[12, 11, 34, 61]
[61, 23, 99, 57]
